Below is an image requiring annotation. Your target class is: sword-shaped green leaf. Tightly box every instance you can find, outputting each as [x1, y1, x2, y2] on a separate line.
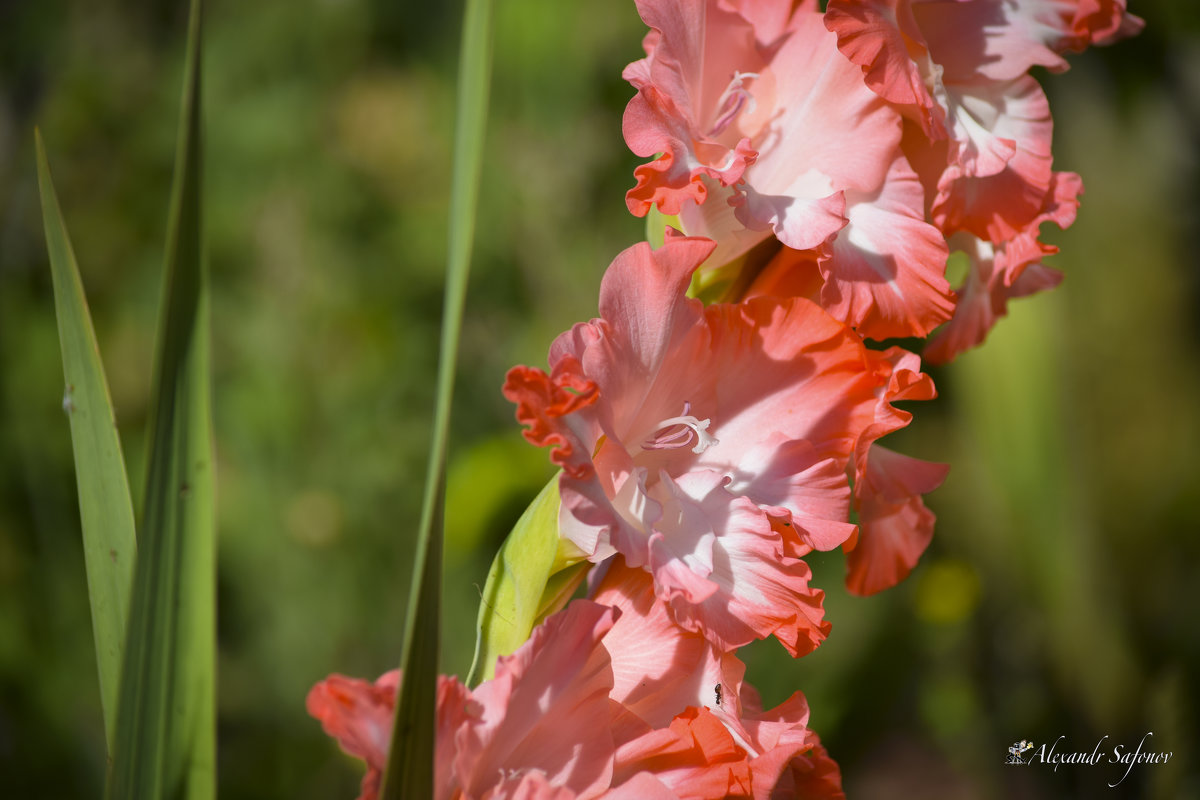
[378, 0, 495, 795]
[35, 131, 137, 753]
[106, 1, 215, 797]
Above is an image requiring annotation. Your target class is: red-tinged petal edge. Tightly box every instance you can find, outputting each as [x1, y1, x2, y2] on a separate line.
[503, 356, 599, 479]
[846, 445, 948, 596]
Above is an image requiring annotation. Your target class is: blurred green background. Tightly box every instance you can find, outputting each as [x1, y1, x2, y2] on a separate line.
[1, 1, 1197, 797]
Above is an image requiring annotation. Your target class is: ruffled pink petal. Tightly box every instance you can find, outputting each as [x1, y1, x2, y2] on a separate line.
[594, 559, 743, 740]
[624, 85, 758, 216]
[832, 348, 943, 596]
[743, 246, 825, 302]
[912, 0, 1073, 82]
[613, 707, 756, 798]
[845, 444, 949, 596]
[818, 152, 954, 340]
[774, 733, 846, 799]
[649, 481, 831, 657]
[306, 672, 398, 800]
[923, 0, 1144, 81]
[1079, 0, 1145, 45]
[458, 602, 619, 800]
[855, 346, 938, 467]
[306, 671, 479, 800]
[676, 179, 774, 271]
[824, 0, 946, 138]
[724, 436, 856, 554]
[925, 171, 1080, 363]
[931, 75, 1054, 242]
[502, 357, 599, 480]
[610, 687, 826, 799]
[623, 0, 766, 216]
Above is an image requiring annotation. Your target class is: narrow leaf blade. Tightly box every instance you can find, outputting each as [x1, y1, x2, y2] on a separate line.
[379, 0, 494, 796]
[35, 131, 138, 752]
[107, 1, 215, 797]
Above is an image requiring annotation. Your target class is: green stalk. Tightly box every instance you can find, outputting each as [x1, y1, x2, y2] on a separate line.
[378, 0, 494, 796]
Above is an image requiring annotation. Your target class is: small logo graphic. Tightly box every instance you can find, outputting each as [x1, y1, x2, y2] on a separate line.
[1007, 740, 1035, 765]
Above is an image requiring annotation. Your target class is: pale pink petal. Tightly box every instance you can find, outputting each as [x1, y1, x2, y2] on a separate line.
[931, 75, 1054, 241]
[915, 0, 1145, 79]
[570, 233, 716, 444]
[649, 483, 831, 657]
[724, 436, 856, 554]
[699, 296, 883, 466]
[912, 0, 1074, 82]
[734, 10, 900, 251]
[623, 0, 766, 216]
[676, 179, 774, 271]
[824, 0, 946, 138]
[818, 152, 954, 339]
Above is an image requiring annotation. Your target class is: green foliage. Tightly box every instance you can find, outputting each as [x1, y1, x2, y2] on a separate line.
[379, 0, 496, 796]
[2, 1, 1199, 799]
[106, 2, 216, 797]
[35, 132, 138, 752]
[468, 477, 587, 686]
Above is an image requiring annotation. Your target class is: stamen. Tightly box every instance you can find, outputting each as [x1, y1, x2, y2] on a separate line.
[643, 402, 719, 454]
[707, 71, 759, 138]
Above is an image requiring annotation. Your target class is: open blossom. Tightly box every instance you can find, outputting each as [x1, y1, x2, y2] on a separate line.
[623, 0, 954, 340]
[924, 170, 1080, 363]
[826, 0, 1140, 241]
[504, 233, 940, 652]
[308, 566, 843, 799]
[821, 0, 1139, 357]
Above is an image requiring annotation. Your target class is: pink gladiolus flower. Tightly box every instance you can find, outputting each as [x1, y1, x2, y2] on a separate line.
[623, 0, 954, 340]
[309, 569, 844, 799]
[924, 170, 1081, 363]
[826, 0, 1139, 244]
[598, 560, 844, 798]
[504, 234, 937, 654]
[623, 0, 894, 253]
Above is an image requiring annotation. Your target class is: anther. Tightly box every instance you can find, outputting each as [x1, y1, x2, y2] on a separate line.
[643, 402, 719, 454]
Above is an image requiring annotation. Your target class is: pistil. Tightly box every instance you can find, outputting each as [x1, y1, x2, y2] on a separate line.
[707, 71, 759, 137]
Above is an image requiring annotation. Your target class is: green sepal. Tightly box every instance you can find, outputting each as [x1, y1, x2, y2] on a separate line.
[467, 476, 589, 686]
